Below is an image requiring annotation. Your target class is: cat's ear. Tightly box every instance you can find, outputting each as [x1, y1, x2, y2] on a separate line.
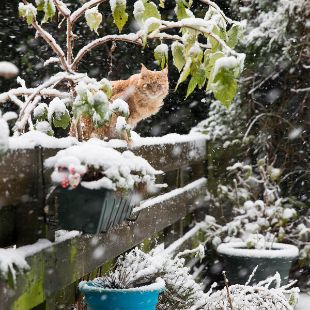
[162, 65, 168, 76]
[141, 64, 149, 78]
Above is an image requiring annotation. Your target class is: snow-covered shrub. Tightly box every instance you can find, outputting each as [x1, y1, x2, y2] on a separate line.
[44, 140, 165, 191]
[88, 244, 206, 310]
[203, 157, 310, 256]
[0, 0, 245, 141]
[203, 271, 300, 310]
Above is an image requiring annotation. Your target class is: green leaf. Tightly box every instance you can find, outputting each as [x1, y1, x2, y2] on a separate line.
[100, 78, 113, 99]
[159, 0, 165, 8]
[38, 0, 56, 23]
[93, 92, 109, 119]
[7, 267, 15, 290]
[186, 77, 197, 98]
[18, 6, 26, 17]
[111, 0, 128, 32]
[19, 3, 36, 26]
[36, 0, 45, 11]
[85, 7, 102, 35]
[154, 44, 168, 69]
[172, 43, 186, 72]
[72, 101, 84, 127]
[210, 67, 238, 109]
[227, 25, 243, 48]
[27, 13, 34, 26]
[34, 103, 48, 121]
[209, 26, 221, 52]
[193, 64, 207, 88]
[52, 110, 70, 129]
[175, 0, 188, 21]
[205, 52, 225, 89]
[175, 59, 191, 90]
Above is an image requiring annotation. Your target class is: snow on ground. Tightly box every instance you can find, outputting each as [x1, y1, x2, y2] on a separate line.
[296, 293, 310, 310]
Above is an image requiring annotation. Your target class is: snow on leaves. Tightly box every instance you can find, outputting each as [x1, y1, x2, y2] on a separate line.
[85, 6, 102, 35]
[18, 3, 37, 26]
[36, 0, 56, 23]
[110, 0, 128, 32]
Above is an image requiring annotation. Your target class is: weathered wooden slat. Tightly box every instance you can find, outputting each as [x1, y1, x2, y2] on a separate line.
[0, 178, 206, 310]
[0, 138, 207, 208]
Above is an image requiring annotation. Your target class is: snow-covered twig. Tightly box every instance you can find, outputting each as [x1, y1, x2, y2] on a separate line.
[158, 20, 238, 57]
[200, 0, 240, 26]
[0, 87, 69, 103]
[72, 34, 143, 69]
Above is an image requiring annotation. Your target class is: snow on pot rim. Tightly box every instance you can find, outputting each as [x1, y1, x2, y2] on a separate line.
[217, 242, 299, 259]
[79, 277, 165, 294]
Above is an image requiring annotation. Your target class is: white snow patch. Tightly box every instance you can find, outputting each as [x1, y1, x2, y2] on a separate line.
[217, 242, 299, 259]
[133, 177, 206, 213]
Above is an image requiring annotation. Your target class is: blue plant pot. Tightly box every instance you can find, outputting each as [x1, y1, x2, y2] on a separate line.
[79, 278, 165, 310]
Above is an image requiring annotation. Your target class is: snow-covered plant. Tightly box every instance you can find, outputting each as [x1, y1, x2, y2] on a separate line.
[203, 157, 310, 256]
[0, 0, 245, 142]
[88, 244, 206, 310]
[44, 140, 165, 191]
[202, 271, 300, 310]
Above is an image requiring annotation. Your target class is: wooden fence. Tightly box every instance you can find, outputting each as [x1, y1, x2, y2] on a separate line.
[0, 136, 208, 310]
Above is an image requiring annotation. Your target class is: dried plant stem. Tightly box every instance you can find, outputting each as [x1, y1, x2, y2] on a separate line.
[223, 271, 234, 310]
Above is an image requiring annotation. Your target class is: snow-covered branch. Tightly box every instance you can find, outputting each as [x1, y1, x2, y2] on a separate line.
[14, 72, 85, 134]
[71, 34, 142, 69]
[70, 0, 107, 24]
[200, 0, 240, 26]
[53, 0, 74, 65]
[159, 19, 238, 56]
[0, 87, 69, 104]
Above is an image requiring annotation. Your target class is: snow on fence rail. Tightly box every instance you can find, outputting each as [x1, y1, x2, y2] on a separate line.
[0, 136, 208, 310]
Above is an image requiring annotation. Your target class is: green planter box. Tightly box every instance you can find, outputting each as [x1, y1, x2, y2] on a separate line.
[56, 185, 135, 234]
[217, 242, 299, 285]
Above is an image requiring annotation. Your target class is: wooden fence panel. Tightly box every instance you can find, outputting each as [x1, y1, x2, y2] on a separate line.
[0, 137, 208, 309]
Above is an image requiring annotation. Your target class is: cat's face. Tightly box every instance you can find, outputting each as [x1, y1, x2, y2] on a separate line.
[137, 65, 169, 100]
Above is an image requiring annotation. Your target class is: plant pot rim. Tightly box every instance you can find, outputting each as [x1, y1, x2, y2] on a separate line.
[217, 242, 299, 259]
[79, 277, 165, 295]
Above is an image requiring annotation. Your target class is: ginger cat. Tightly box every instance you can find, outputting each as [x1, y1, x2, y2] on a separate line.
[73, 64, 169, 143]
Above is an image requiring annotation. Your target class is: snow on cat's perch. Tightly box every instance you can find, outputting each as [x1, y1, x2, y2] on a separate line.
[8, 131, 207, 150]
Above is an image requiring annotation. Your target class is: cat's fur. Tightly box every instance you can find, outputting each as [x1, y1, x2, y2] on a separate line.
[73, 64, 169, 142]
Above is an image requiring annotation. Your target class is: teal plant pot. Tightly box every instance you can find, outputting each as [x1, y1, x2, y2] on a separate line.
[79, 278, 165, 310]
[56, 185, 135, 234]
[217, 242, 299, 285]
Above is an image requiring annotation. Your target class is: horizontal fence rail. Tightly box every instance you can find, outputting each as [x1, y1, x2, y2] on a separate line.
[0, 136, 208, 310]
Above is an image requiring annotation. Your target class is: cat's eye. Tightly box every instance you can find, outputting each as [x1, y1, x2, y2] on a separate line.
[157, 84, 162, 88]
[147, 84, 152, 88]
